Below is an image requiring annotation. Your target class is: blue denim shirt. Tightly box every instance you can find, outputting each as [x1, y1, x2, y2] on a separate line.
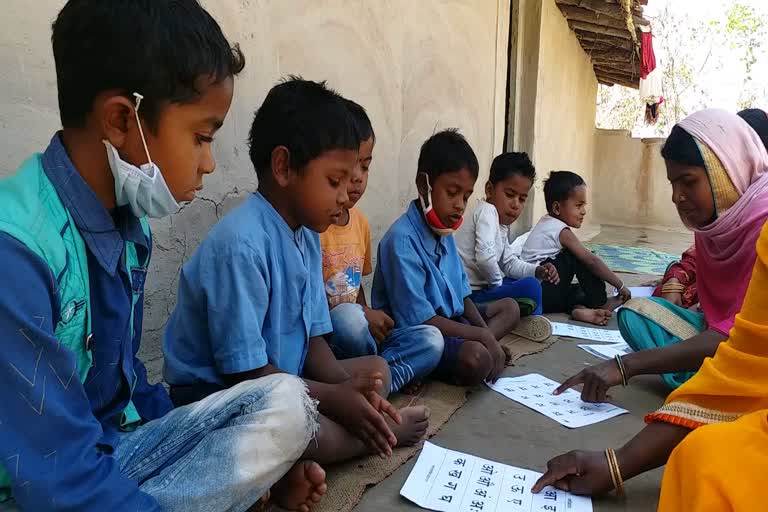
[0, 134, 170, 511]
[372, 200, 472, 327]
[163, 192, 332, 386]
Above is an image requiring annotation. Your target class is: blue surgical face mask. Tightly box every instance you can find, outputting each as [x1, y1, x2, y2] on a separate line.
[103, 92, 179, 219]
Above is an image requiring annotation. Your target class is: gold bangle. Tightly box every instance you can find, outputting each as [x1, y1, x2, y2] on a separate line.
[661, 283, 685, 294]
[604, 449, 619, 494]
[607, 448, 625, 497]
[614, 355, 628, 386]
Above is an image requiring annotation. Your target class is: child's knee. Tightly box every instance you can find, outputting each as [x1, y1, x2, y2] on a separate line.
[330, 303, 376, 356]
[417, 325, 445, 368]
[367, 355, 393, 395]
[248, 374, 318, 451]
[497, 298, 520, 322]
[456, 341, 492, 386]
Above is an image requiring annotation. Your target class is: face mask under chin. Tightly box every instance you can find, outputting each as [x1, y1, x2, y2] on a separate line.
[418, 172, 463, 236]
[103, 92, 180, 219]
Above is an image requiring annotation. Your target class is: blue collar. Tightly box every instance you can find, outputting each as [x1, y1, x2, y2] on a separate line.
[405, 200, 448, 256]
[252, 191, 306, 245]
[41, 133, 147, 276]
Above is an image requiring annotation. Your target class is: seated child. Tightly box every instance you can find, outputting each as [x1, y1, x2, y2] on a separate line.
[320, 100, 444, 393]
[456, 152, 559, 323]
[163, 77, 429, 476]
[372, 130, 520, 386]
[0, 2, 322, 511]
[520, 171, 631, 325]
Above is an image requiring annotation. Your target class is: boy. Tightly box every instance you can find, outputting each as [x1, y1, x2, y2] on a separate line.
[456, 152, 558, 340]
[0, 2, 321, 511]
[372, 130, 520, 386]
[163, 78, 429, 471]
[520, 171, 631, 325]
[321, 100, 444, 393]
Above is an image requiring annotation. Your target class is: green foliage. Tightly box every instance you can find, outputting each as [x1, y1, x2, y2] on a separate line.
[595, 1, 767, 136]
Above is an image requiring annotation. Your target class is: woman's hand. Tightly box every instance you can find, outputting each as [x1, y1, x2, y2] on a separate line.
[661, 278, 684, 306]
[532, 450, 614, 495]
[554, 359, 624, 402]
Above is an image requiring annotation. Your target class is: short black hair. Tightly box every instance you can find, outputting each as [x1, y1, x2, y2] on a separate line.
[543, 171, 586, 212]
[345, 99, 375, 143]
[738, 108, 768, 152]
[52, 0, 245, 129]
[248, 76, 359, 178]
[661, 125, 705, 167]
[489, 152, 536, 185]
[417, 129, 479, 182]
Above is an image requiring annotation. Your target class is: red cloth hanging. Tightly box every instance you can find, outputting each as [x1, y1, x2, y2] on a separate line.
[640, 30, 656, 79]
[640, 32, 656, 78]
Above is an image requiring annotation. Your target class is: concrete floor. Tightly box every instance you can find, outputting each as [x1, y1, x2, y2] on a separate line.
[353, 226, 693, 512]
[140, 224, 693, 511]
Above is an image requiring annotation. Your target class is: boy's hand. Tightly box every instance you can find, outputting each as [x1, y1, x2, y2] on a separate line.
[617, 286, 632, 303]
[326, 372, 401, 457]
[479, 329, 507, 382]
[535, 263, 560, 284]
[363, 307, 395, 343]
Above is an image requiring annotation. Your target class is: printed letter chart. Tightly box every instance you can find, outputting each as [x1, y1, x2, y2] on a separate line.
[487, 374, 628, 428]
[550, 323, 626, 344]
[400, 441, 593, 512]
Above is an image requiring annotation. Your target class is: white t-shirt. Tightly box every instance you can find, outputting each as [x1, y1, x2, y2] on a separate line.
[455, 200, 538, 291]
[520, 214, 569, 264]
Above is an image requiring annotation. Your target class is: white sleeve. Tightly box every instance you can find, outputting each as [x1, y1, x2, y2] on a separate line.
[500, 240, 538, 279]
[474, 205, 504, 287]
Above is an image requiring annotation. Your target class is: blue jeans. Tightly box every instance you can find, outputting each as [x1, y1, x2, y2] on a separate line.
[0, 375, 317, 512]
[328, 303, 444, 393]
[470, 277, 543, 315]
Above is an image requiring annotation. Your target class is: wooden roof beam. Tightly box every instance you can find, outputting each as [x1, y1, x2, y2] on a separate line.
[568, 20, 632, 39]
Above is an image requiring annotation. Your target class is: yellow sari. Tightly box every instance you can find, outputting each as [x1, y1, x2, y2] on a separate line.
[656, 221, 768, 510]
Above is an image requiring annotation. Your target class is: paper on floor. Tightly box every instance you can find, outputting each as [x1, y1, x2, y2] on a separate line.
[614, 286, 655, 311]
[487, 373, 628, 428]
[400, 441, 593, 512]
[578, 342, 633, 361]
[551, 322, 626, 344]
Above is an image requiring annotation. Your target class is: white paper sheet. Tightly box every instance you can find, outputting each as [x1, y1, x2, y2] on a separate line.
[614, 287, 655, 311]
[487, 374, 628, 428]
[400, 441, 593, 512]
[551, 323, 626, 344]
[577, 342, 633, 361]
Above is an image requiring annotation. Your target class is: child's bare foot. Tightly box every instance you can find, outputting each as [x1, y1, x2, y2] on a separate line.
[388, 405, 430, 447]
[571, 308, 612, 326]
[271, 460, 327, 512]
[402, 379, 424, 395]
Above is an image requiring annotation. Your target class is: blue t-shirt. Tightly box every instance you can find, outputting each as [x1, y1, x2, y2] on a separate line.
[372, 201, 472, 327]
[163, 192, 332, 386]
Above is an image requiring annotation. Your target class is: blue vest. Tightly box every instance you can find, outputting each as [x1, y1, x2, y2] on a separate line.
[0, 154, 149, 499]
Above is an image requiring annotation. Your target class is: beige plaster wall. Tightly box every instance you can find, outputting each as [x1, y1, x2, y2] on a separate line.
[529, 0, 599, 224]
[0, 0, 509, 375]
[593, 129, 684, 231]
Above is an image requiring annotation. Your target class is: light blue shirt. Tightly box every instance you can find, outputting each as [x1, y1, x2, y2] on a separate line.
[163, 192, 332, 386]
[372, 201, 472, 327]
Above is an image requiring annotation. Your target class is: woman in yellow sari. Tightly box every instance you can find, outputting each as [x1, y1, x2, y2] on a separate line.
[532, 217, 768, 509]
[655, 224, 768, 509]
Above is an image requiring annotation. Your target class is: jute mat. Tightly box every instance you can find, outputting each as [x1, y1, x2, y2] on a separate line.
[312, 333, 559, 512]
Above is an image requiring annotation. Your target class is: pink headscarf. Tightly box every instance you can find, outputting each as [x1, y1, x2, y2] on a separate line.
[677, 109, 768, 335]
